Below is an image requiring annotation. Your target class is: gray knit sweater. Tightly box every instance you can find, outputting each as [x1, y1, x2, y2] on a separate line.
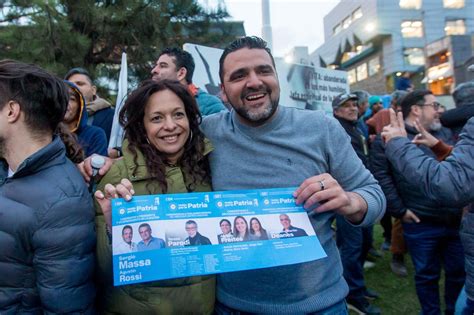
[201, 106, 386, 314]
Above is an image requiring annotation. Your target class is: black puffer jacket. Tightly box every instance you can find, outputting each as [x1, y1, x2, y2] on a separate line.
[0, 136, 96, 314]
[440, 104, 474, 137]
[385, 118, 474, 299]
[370, 124, 461, 226]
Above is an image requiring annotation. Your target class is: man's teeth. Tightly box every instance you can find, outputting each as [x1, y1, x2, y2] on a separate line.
[246, 93, 265, 100]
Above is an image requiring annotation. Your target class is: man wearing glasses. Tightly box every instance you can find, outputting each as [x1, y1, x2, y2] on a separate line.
[370, 89, 463, 315]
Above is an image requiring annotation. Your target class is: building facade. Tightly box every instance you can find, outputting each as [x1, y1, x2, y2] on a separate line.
[311, 0, 474, 94]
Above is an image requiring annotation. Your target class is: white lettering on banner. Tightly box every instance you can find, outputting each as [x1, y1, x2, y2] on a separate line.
[271, 233, 295, 239]
[120, 273, 143, 282]
[119, 259, 152, 269]
[177, 202, 209, 210]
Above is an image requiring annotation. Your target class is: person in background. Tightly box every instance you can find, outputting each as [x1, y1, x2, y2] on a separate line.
[63, 81, 108, 157]
[151, 47, 225, 116]
[440, 81, 474, 139]
[65, 67, 115, 143]
[332, 92, 381, 315]
[353, 90, 370, 139]
[368, 95, 384, 117]
[382, 109, 473, 315]
[395, 72, 414, 92]
[371, 90, 463, 314]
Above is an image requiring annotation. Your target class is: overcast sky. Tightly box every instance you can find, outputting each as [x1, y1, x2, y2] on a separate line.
[206, 0, 340, 57]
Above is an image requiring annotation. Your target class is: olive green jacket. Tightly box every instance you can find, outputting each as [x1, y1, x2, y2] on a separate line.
[95, 140, 215, 314]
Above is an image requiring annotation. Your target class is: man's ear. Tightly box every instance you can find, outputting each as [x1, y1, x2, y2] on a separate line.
[411, 104, 421, 117]
[92, 85, 97, 97]
[5, 100, 21, 123]
[177, 67, 187, 84]
[220, 84, 228, 103]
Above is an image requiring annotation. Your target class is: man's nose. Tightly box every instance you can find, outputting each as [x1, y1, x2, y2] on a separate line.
[246, 71, 263, 89]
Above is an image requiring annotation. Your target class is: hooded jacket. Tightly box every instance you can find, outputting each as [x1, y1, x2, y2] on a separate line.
[65, 81, 108, 157]
[87, 96, 115, 143]
[0, 136, 96, 314]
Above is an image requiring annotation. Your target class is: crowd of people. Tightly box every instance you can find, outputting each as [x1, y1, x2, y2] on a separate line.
[0, 35, 472, 315]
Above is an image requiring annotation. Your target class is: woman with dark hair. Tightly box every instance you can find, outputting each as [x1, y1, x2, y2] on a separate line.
[217, 218, 234, 244]
[233, 216, 250, 241]
[249, 217, 269, 241]
[94, 79, 214, 314]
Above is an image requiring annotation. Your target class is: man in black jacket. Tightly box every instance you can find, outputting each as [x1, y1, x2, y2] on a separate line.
[0, 60, 96, 313]
[441, 81, 474, 138]
[370, 89, 464, 314]
[184, 220, 212, 246]
[332, 93, 380, 315]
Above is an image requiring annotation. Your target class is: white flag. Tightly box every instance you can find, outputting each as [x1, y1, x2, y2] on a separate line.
[109, 51, 128, 149]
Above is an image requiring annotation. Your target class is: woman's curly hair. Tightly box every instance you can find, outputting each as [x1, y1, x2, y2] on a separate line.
[119, 79, 210, 193]
[56, 122, 85, 164]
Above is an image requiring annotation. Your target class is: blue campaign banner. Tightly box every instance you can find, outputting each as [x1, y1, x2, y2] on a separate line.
[112, 187, 327, 286]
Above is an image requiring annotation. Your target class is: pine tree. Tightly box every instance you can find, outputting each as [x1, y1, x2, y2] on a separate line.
[0, 0, 233, 90]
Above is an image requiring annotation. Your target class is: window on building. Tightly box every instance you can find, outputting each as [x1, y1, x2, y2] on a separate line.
[352, 7, 362, 21]
[399, 0, 422, 9]
[445, 19, 466, 35]
[401, 20, 423, 38]
[443, 0, 464, 8]
[348, 69, 356, 84]
[368, 57, 380, 76]
[333, 23, 342, 35]
[343, 16, 352, 29]
[404, 48, 425, 65]
[356, 63, 368, 81]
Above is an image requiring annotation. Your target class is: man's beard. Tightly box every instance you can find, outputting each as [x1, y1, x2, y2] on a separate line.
[234, 87, 279, 125]
[430, 120, 442, 131]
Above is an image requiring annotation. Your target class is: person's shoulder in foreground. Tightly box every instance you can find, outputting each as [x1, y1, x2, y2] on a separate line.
[0, 59, 95, 313]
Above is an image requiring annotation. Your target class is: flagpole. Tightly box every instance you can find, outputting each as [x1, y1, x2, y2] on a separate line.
[109, 50, 128, 149]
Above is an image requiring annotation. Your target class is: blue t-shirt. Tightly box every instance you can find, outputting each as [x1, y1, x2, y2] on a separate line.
[137, 237, 165, 251]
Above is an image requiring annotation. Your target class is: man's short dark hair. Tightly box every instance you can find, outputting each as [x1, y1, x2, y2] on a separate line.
[138, 223, 151, 231]
[64, 67, 94, 84]
[122, 225, 133, 234]
[185, 220, 197, 226]
[453, 81, 474, 107]
[0, 59, 68, 133]
[219, 36, 275, 83]
[400, 89, 433, 119]
[158, 48, 195, 84]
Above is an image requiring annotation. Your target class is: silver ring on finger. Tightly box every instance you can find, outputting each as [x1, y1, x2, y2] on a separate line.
[319, 180, 326, 191]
